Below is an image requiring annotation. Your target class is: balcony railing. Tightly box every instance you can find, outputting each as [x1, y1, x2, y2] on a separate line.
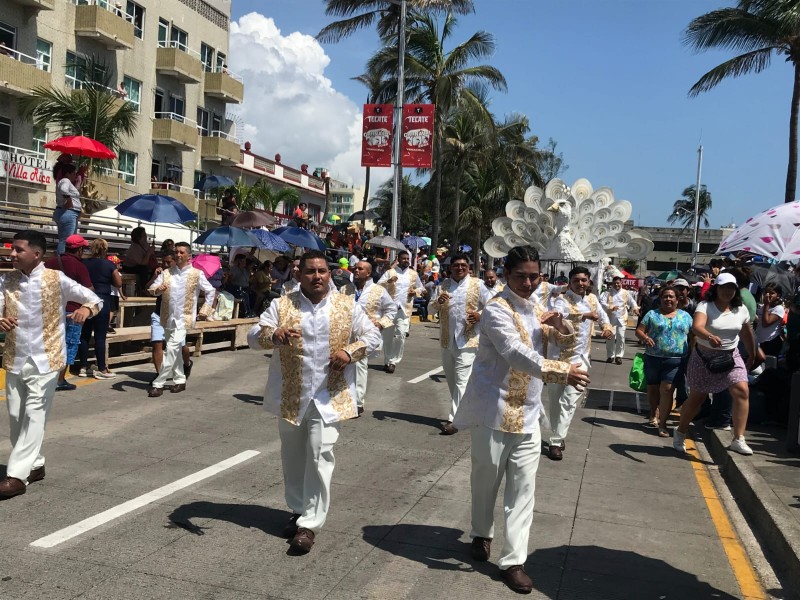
[152, 112, 198, 150]
[73, 0, 135, 49]
[203, 68, 243, 104]
[155, 42, 202, 83]
[0, 49, 53, 97]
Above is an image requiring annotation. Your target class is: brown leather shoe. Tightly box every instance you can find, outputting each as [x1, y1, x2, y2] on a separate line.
[289, 527, 315, 553]
[27, 466, 45, 484]
[440, 421, 458, 435]
[170, 383, 186, 393]
[547, 444, 563, 461]
[500, 565, 533, 594]
[471, 536, 491, 561]
[386, 364, 396, 374]
[0, 476, 26, 498]
[282, 514, 301, 539]
[148, 387, 163, 398]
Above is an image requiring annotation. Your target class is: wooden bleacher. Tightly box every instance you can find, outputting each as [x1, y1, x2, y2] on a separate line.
[106, 317, 258, 366]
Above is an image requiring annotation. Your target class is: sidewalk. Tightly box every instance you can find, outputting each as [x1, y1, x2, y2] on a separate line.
[587, 331, 800, 598]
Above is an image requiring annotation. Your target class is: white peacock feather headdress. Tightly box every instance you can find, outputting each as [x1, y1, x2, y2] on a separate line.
[483, 178, 654, 262]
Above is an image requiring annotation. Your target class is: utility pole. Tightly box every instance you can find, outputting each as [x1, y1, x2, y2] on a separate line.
[691, 144, 703, 268]
[390, 0, 406, 242]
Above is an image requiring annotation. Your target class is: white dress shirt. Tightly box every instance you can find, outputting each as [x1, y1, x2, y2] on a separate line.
[600, 287, 637, 326]
[247, 289, 382, 425]
[428, 276, 493, 349]
[485, 281, 505, 298]
[547, 289, 612, 363]
[355, 279, 397, 330]
[149, 264, 215, 330]
[377, 266, 424, 317]
[455, 287, 571, 434]
[1, 263, 102, 374]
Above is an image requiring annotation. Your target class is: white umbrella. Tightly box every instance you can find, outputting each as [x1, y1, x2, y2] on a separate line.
[718, 201, 800, 261]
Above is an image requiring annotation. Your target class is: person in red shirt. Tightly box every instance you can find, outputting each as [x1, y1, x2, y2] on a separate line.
[44, 234, 93, 390]
[293, 203, 309, 229]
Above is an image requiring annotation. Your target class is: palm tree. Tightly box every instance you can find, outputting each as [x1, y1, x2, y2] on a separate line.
[317, 0, 474, 43]
[372, 174, 428, 232]
[684, 0, 800, 203]
[460, 157, 508, 266]
[231, 180, 300, 213]
[367, 12, 506, 250]
[352, 69, 389, 228]
[667, 184, 713, 228]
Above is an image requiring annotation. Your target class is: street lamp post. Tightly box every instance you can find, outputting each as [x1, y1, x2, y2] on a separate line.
[390, 0, 407, 243]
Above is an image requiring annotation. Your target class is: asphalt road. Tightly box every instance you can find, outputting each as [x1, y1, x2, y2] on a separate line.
[0, 321, 775, 599]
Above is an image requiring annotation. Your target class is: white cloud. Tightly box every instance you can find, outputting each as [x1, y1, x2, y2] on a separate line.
[229, 12, 393, 187]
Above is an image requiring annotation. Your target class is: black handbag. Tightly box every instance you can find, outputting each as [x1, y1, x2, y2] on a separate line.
[697, 346, 735, 374]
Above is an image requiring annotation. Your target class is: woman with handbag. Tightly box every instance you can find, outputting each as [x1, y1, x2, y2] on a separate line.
[674, 272, 757, 455]
[635, 286, 693, 438]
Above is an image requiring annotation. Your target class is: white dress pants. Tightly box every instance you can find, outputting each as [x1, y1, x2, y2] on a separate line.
[355, 355, 368, 408]
[152, 327, 187, 389]
[547, 356, 590, 446]
[383, 313, 409, 366]
[5, 358, 59, 481]
[470, 423, 541, 568]
[605, 324, 626, 359]
[278, 402, 341, 533]
[441, 344, 477, 421]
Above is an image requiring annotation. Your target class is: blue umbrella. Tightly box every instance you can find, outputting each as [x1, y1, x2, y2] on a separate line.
[194, 226, 263, 248]
[248, 229, 292, 253]
[402, 235, 428, 250]
[273, 226, 326, 250]
[115, 194, 195, 223]
[197, 174, 235, 192]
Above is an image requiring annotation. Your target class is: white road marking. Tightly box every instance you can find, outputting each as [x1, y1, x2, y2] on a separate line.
[408, 366, 444, 384]
[30, 450, 261, 549]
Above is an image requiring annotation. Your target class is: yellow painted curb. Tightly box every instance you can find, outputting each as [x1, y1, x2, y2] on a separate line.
[686, 438, 767, 599]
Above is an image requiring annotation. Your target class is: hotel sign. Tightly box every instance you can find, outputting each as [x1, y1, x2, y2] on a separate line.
[0, 150, 53, 185]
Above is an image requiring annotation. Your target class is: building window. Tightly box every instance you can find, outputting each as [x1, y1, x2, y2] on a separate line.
[119, 150, 136, 185]
[215, 51, 226, 72]
[169, 25, 188, 52]
[32, 125, 47, 154]
[0, 116, 11, 149]
[35, 39, 51, 72]
[196, 108, 209, 136]
[0, 22, 16, 55]
[157, 18, 169, 47]
[126, 1, 144, 39]
[122, 76, 141, 112]
[168, 95, 185, 121]
[65, 51, 85, 89]
[200, 43, 214, 72]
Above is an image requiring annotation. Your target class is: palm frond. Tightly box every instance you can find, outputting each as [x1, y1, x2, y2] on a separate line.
[688, 47, 775, 96]
[684, 8, 786, 54]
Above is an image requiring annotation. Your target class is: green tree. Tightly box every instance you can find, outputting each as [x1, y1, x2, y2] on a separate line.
[459, 157, 508, 266]
[317, 0, 474, 43]
[538, 138, 569, 183]
[667, 184, 713, 228]
[367, 12, 506, 250]
[684, 0, 800, 203]
[371, 174, 428, 233]
[230, 180, 300, 213]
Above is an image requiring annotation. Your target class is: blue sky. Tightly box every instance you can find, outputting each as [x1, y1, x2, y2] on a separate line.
[231, 0, 791, 229]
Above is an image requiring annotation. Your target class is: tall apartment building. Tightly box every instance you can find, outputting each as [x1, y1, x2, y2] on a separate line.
[0, 0, 244, 212]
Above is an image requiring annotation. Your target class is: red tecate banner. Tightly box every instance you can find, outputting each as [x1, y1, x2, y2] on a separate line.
[361, 104, 394, 167]
[401, 103, 434, 168]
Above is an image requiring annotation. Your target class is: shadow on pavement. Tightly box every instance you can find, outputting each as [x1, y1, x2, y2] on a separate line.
[607, 443, 714, 466]
[583, 416, 650, 432]
[371, 410, 442, 429]
[526, 545, 740, 599]
[361, 524, 493, 575]
[233, 393, 263, 405]
[167, 501, 288, 538]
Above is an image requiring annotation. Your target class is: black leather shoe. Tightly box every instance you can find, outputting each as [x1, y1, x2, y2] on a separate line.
[500, 565, 533, 594]
[471, 537, 491, 561]
[184, 360, 193, 379]
[27, 466, 45, 484]
[547, 444, 563, 461]
[440, 421, 458, 435]
[282, 514, 301, 538]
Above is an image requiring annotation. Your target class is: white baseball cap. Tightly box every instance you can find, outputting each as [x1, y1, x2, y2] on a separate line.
[715, 272, 737, 287]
